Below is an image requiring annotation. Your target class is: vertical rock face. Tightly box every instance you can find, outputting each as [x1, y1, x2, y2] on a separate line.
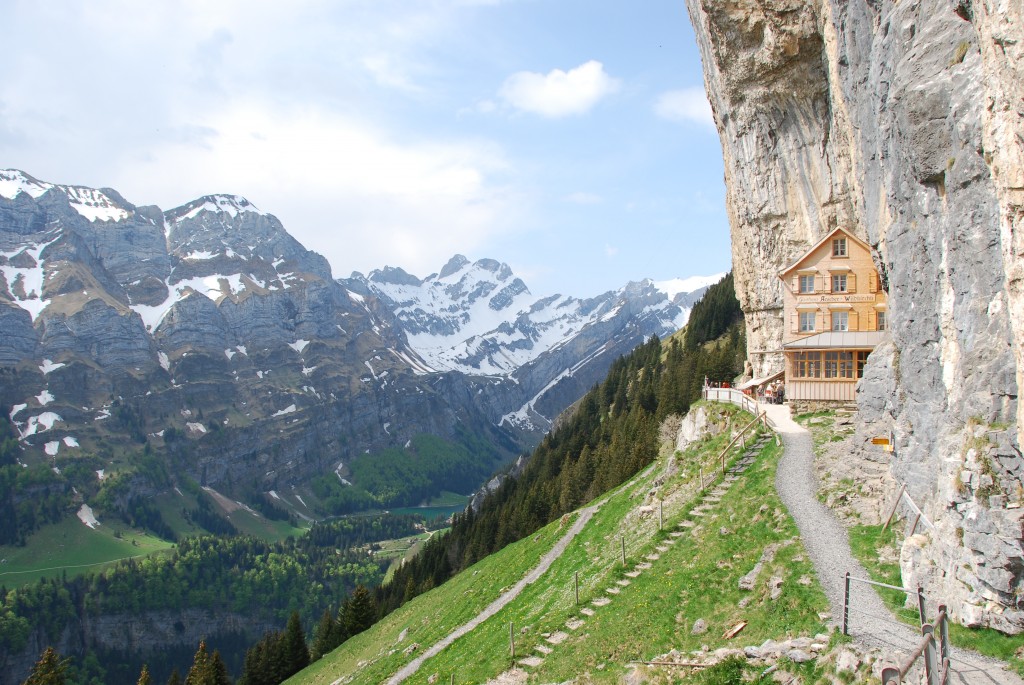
[687, 0, 1024, 632]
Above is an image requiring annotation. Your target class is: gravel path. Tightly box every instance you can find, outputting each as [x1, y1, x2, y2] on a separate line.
[764, 403, 1022, 684]
[382, 504, 600, 685]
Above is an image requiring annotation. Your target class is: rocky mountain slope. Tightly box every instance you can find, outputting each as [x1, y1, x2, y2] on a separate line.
[686, 0, 1024, 632]
[0, 169, 718, 517]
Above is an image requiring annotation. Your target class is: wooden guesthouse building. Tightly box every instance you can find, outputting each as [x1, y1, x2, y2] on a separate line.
[778, 228, 888, 410]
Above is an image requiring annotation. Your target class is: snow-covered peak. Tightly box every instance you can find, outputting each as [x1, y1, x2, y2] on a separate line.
[170, 195, 264, 222]
[361, 256, 723, 378]
[0, 170, 130, 222]
[0, 169, 50, 200]
[654, 273, 727, 299]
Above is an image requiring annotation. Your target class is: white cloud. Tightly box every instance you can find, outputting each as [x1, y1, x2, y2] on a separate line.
[654, 87, 715, 128]
[605, 244, 619, 258]
[498, 60, 620, 118]
[113, 104, 522, 279]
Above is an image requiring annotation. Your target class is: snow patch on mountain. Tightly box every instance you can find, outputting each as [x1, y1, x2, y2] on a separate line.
[131, 274, 266, 330]
[1, 236, 60, 321]
[174, 195, 264, 221]
[20, 412, 62, 439]
[62, 186, 130, 222]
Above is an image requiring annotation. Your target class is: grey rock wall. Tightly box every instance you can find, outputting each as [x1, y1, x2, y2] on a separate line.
[687, 0, 1024, 631]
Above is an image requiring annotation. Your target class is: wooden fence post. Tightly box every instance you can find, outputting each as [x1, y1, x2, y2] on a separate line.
[843, 572, 851, 635]
[510, 621, 515, 659]
[575, 571, 579, 606]
[938, 605, 950, 665]
[910, 512, 922, 536]
[917, 587, 926, 627]
[699, 466, 704, 491]
[883, 484, 906, 532]
[659, 500, 664, 530]
[621, 536, 626, 565]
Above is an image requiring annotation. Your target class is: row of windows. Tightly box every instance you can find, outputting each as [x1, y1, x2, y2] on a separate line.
[798, 310, 886, 333]
[792, 351, 870, 379]
[798, 272, 865, 294]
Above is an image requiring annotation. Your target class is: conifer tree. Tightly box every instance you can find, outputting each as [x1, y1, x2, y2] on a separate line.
[281, 611, 309, 677]
[184, 640, 226, 685]
[137, 665, 152, 685]
[309, 608, 338, 661]
[210, 650, 232, 685]
[166, 669, 183, 685]
[22, 647, 68, 685]
[341, 585, 375, 637]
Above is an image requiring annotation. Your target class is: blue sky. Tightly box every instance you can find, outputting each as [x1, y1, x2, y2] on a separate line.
[0, 0, 730, 297]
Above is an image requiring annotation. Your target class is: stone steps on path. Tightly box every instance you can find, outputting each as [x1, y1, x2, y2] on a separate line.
[545, 631, 569, 645]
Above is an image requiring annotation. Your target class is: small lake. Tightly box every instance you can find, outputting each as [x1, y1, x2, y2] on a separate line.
[388, 503, 468, 520]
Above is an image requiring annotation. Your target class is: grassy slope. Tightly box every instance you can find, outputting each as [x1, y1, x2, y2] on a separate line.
[0, 516, 173, 587]
[291, 405, 830, 685]
[0, 487, 306, 589]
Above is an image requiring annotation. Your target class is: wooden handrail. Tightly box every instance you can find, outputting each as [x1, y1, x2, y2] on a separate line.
[713, 412, 764, 476]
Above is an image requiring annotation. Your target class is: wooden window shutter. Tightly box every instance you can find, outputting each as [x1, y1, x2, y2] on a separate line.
[791, 313, 799, 334]
[868, 310, 876, 330]
[849, 310, 859, 330]
[821, 309, 830, 331]
[793, 275, 799, 293]
[821, 274, 831, 293]
[848, 272, 857, 292]
[869, 270, 878, 293]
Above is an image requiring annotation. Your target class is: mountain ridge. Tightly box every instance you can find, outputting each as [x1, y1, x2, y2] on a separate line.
[0, 168, 721, 524]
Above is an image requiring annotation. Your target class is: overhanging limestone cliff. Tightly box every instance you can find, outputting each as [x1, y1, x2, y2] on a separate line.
[687, 0, 1024, 632]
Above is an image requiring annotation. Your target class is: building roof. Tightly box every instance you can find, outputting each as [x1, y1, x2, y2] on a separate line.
[737, 370, 784, 390]
[783, 331, 887, 350]
[778, 227, 874, 279]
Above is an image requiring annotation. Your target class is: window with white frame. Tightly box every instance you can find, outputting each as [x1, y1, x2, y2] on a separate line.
[832, 237, 847, 257]
[832, 274, 847, 293]
[799, 275, 815, 293]
[799, 311, 815, 332]
[832, 311, 849, 331]
[876, 310, 887, 331]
